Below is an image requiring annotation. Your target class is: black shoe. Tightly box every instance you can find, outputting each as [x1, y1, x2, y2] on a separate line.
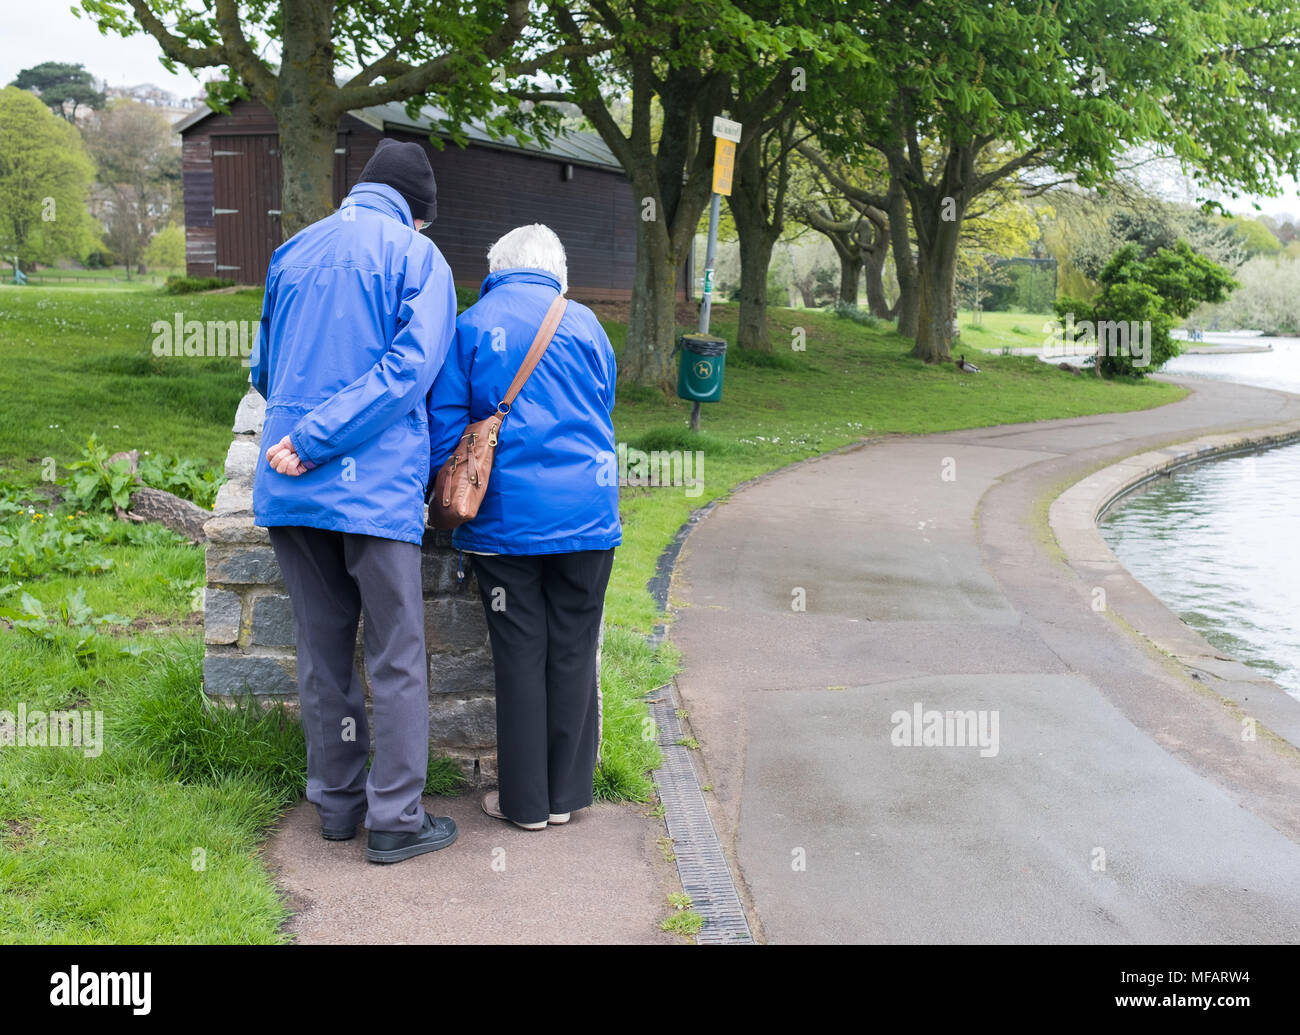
[366, 811, 458, 864]
[321, 822, 358, 841]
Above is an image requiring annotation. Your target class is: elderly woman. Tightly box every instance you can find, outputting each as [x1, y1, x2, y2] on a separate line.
[427, 224, 621, 830]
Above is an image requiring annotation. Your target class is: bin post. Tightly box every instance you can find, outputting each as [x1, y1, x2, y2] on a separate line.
[692, 192, 722, 431]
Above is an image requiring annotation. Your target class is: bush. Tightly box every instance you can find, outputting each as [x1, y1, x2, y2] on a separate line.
[829, 301, 882, 328]
[162, 275, 235, 295]
[143, 224, 186, 272]
[1055, 241, 1236, 377]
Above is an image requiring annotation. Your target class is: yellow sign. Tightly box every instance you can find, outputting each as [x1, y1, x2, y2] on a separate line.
[712, 138, 736, 196]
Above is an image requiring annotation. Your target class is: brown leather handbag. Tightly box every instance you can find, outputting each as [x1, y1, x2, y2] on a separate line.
[427, 295, 568, 529]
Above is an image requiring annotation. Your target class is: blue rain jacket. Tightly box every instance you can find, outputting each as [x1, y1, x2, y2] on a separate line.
[427, 268, 621, 555]
[251, 182, 457, 544]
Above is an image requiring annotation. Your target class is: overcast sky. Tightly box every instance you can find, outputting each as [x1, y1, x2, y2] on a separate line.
[1, 1, 206, 100]
[5, 0, 1300, 221]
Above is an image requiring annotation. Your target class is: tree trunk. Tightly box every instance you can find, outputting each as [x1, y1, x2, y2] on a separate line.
[888, 180, 918, 337]
[729, 135, 778, 351]
[838, 253, 861, 305]
[736, 231, 776, 350]
[277, 111, 338, 237]
[912, 218, 962, 363]
[863, 242, 890, 319]
[622, 214, 679, 391]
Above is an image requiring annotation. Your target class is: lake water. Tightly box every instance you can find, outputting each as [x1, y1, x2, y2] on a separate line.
[1163, 330, 1300, 396]
[1098, 332, 1300, 698]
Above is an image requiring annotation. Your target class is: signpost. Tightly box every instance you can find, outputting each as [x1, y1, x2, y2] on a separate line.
[689, 115, 740, 432]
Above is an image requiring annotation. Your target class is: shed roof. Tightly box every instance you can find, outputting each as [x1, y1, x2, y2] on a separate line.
[174, 101, 621, 172]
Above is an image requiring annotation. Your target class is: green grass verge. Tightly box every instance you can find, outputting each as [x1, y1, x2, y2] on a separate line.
[0, 284, 1186, 942]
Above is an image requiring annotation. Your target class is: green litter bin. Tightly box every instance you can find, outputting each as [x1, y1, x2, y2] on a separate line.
[676, 333, 727, 403]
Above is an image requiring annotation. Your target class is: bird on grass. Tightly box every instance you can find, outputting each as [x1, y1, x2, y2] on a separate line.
[955, 353, 981, 373]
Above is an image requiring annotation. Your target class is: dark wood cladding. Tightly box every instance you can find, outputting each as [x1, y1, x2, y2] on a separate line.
[180, 100, 665, 301]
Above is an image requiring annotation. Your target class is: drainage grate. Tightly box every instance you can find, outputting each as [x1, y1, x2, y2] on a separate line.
[651, 686, 754, 945]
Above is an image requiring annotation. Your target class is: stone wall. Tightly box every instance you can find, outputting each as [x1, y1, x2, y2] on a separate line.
[201, 387, 498, 785]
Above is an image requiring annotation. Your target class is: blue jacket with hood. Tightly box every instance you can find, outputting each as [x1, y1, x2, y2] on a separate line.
[251, 181, 457, 545]
[427, 268, 621, 555]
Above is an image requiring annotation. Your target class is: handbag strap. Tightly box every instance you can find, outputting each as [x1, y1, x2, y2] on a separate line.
[496, 295, 568, 417]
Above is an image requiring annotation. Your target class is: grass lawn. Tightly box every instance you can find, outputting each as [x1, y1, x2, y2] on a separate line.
[955, 309, 1057, 353]
[0, 283, 1186, 943]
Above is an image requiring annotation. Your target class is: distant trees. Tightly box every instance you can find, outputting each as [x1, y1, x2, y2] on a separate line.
[10, 62, 105, 122]
[83, 100, 180, 277]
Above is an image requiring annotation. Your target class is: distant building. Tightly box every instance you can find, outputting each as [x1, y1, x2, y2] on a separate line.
[102, 82, 197, 123]
[175, 99, 673, 300]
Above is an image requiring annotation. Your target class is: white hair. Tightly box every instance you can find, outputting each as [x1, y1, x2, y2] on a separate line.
[486, 223, 568, 294]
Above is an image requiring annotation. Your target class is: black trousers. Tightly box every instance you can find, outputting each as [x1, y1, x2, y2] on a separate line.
[471, 549, 615, 824]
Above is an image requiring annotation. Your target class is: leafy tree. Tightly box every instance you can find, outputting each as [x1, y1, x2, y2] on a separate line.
[143, 222, 185, 271]
[789, 146, 896, 315]
[0, 87, 99, 270]
[517, 1, 867, 388]
[83, 99, 180, 277]
[1055, 241, 1236, 377]
[824, 0, 1300, 364]
[10, 61, 105, 122]
[1225, 216, 1282, 258]
[78, 1, 590, 235]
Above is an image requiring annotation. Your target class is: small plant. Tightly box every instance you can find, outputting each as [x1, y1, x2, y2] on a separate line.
[77, 513, 188, 548]
[0, 515, 113, 579]
[64, 434, 135, 513]
[661, 894, 704, 937]
[0, 587, 129, 656]
[139, 454, 224, 509]
[0, 481, 39, 516]
[675, 736, 700, 750]
[424, 754, 466, 796]
[657, 835, 676, 863]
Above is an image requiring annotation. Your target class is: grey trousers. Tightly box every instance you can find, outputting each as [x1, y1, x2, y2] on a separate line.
[268, 526, 428, 834]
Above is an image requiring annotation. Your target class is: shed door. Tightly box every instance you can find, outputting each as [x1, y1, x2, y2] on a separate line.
[212, 134, 282, 283]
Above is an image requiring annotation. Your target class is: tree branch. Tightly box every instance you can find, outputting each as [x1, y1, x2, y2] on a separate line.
[335, 0, 530, 110]
[124, 0, 225, 69]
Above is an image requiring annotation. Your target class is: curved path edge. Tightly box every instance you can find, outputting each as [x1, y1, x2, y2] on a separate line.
[667, 375, 1300, 942]
[1050, 419, 1300, 753]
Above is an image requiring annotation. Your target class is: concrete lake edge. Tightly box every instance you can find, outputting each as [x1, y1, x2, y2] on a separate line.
[1049, 417, 1300, 754]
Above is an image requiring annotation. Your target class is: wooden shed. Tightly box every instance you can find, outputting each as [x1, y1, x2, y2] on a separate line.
[175, 99, 675, 301]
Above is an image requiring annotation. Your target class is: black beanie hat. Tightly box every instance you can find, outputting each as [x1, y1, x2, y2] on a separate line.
[359, 138, 438, 223]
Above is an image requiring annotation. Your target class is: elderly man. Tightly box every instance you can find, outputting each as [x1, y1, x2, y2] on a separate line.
[251, 139, 458, 864]
[428, 224, 621, 831]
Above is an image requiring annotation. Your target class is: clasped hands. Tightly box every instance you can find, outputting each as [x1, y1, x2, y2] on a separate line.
[266, 435, 308, 476]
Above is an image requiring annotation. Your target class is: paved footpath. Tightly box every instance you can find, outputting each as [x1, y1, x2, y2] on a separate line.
[671, 377, 1300, 943]
[266, 792, 681, 944]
